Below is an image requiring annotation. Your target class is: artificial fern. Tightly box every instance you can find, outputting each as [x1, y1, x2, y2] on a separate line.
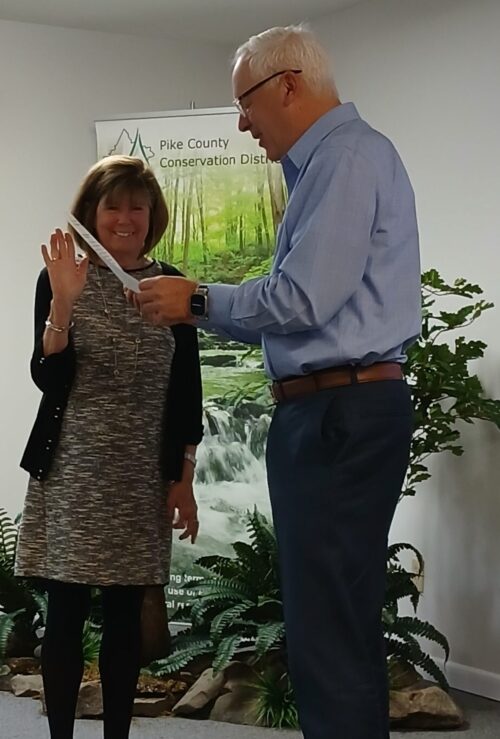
[255, 622, 285, 657]
[0, 509, 47, 660]
[0, 509, 18, 574]
[213, 634, 248, 672]
[0, 611, 20, 659]
[190, 590, 243, 625]
[210, 601, 254, 640]
[30, 592, 48, 624]
[387, 542, 424, 572]
[195, 555, 242, 579]
[193, 577, 251, 597]
[387, 639, 448, 689]
[149, 638, 214, 675]
[148, 509, 285, 677]
[150, 511, 448, 697]
[389, 617, 450, 661]
[385, 544, 449, 689]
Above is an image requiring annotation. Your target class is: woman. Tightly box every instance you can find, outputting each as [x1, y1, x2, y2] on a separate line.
[16, 155, 203, 738]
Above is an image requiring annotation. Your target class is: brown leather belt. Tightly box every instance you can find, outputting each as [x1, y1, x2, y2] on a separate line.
[271, 362, 403, 403]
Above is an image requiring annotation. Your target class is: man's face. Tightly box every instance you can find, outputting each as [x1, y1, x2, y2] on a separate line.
[232, 58, 289, 162]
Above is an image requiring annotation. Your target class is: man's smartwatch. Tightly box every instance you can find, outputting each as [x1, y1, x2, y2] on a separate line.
[190, 285, 209, 319]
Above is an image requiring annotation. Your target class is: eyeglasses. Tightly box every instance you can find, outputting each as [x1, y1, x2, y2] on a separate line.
[233, 69, 302, 116]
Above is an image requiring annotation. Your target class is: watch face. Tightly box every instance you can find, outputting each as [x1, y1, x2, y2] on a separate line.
[190, 294, 206, 317]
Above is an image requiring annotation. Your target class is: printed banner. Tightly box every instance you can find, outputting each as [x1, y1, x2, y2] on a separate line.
[95, 108, 285, 615]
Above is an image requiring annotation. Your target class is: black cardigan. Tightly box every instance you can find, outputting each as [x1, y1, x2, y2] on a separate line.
[20, 262, 203, 482]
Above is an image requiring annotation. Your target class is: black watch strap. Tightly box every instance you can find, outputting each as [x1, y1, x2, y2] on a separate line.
[190, 285, 209, 319]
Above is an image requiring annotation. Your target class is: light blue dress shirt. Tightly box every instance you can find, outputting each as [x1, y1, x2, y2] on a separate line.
[205, 103, 421, 380]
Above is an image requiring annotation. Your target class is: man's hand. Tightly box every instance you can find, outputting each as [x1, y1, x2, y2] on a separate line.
[129, 275, 198, 325]
[167, 481, 199, 544]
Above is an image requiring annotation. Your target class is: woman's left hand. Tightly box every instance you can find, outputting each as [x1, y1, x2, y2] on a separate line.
[167, 481, 199, 544]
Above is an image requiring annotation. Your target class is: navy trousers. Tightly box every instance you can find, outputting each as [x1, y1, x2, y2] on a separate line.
[266, 379, 413, 739]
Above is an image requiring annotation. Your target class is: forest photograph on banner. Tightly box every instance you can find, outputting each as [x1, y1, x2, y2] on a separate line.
[95, 109, 285, 614]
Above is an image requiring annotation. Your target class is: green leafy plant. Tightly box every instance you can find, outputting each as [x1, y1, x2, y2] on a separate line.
[151, 511, 450, 727]
[82, 620, 102, 666]
[0, 508, 102, 665]
[0, 609, 24, 660]
[0, 508, 46, 660]
[384, 543, 449, 689]
[148, 508, 285, 677]
[403, 269, 500, 498]
[383, 270, 500, 688]
[252, 668, 299, 729]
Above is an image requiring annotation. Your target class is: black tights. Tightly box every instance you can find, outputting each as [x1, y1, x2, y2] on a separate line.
[42, 580, 145, 739]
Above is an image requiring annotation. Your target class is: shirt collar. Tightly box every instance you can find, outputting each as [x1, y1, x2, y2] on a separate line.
[281, 102, 361, 192]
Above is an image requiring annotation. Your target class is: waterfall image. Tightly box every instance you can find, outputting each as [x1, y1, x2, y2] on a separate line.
[167, 337, 273, 614]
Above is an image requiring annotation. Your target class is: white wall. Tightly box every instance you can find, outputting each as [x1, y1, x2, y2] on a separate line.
[0, 20, 230, 519]
[313, 0, 500, 698]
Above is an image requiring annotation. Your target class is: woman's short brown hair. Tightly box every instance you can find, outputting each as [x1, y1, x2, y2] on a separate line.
[69, 155, 168, 256]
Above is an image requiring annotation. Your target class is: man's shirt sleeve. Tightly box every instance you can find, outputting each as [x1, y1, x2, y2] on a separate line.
[206, 146, 377, 336]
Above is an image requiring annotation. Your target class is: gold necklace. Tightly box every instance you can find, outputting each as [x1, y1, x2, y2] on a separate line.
[94, 264, 143, 383]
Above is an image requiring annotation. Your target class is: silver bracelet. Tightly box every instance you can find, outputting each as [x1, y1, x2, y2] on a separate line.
[184, 452, 197, 468]
[45, 318, 75, 333]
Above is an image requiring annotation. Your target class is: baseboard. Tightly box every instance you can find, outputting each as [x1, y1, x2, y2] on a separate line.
[437, 659, 500, 701]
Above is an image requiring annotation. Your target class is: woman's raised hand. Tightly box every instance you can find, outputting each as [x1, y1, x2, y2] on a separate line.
[41, 229, 89, 306]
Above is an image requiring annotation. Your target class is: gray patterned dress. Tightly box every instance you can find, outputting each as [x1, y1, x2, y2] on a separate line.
[16, 261, 175, 586]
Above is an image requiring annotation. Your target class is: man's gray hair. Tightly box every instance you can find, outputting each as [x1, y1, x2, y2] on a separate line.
[233, 25, 337, 96]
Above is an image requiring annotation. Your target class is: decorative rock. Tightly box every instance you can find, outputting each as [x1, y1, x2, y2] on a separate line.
[209, 661, 260, 725]
[0, 675, 13, 692]
[389, 660, 422, 690]
[42, 681, 103, 718]
[390, 685, 465, 729]
[133, 696, 170, 717]
[75, 681, 103, 718]
[11, 674, 44, 697]
[172, 668, 225, 715]
[5, 657, 40, 675]
[209, 685, 259, 725]
[223, 661, 256, 689]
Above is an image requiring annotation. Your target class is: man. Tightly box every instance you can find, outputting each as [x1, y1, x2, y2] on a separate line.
[135, 25, 420, 739]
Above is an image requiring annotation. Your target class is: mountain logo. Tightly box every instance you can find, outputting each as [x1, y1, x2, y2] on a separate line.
[108, 129, 155, 163]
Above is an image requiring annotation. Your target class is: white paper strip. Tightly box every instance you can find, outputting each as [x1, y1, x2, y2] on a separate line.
[67, 214, 140, 293]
